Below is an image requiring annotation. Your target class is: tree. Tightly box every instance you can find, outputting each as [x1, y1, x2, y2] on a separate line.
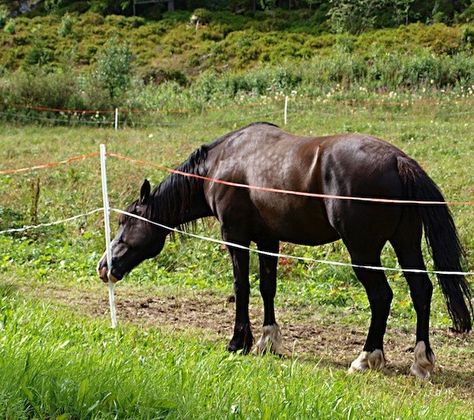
[94, 39, 133, 102]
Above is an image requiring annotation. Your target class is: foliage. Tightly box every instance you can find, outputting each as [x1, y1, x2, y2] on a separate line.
[3, 18, 14, 34]
[44, 0, 64, 14]
[58, 12, 73, 36]
[93, 38, 133, 102]
[328, 0, 417, 34]
[0, 3, 8, 28]
[192, 8, 212, 23]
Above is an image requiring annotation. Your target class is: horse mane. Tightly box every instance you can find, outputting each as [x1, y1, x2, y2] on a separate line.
[148, 122, 279, 232]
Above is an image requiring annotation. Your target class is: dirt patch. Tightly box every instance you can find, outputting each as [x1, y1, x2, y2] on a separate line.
[32, 285, 474, 398]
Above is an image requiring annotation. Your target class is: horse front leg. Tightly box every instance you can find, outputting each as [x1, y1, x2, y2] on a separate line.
[226, 241, 253, 354]
[254, 240, 284, 355]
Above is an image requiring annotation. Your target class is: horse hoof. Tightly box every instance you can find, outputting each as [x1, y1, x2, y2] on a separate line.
[410, 341, 435, 380]
[368, 349, 385, 370]
[348, 349, 385, 373]
[253, 323, 284, 355]
[227, 323, 253, 354]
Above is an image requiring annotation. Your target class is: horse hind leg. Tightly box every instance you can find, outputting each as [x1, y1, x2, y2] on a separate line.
[346, 246, 393, 373]
[253, 240, 284, 355]
[391, 232, 435, 379]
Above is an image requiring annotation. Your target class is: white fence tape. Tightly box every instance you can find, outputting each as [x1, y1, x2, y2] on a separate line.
[0, 208, 103, 235]
[110, 208, 474, 277]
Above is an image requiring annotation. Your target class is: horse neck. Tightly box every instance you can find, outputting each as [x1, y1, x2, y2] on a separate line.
[152, 173, 211, 228]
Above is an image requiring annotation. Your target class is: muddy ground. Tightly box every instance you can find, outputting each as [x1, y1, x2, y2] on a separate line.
[32, 285, 474, 399]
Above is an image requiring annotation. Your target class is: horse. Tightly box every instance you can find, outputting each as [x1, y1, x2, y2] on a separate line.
[97, 122, 473, 379]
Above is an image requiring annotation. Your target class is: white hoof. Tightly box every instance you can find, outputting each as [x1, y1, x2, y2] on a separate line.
[410, 341, 435, 380]
[254, 324, 284, 355]
[348, 349, 385, 373]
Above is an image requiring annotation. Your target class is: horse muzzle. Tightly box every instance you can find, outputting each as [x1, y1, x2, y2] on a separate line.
[97, 252, 121, 283]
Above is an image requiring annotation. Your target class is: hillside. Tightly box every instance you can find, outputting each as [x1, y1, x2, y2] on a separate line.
[0, 11, 473, 77]
[0, 10, 473, 115]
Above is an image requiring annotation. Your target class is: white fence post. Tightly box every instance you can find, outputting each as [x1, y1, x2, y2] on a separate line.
[114, 108, 119, 131]
[100, 144, 117, 328]
[284, 96, 288, 125]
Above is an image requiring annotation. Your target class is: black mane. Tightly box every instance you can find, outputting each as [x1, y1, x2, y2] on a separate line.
[147, 123, 278, 229]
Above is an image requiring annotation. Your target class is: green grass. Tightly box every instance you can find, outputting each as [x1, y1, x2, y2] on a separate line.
[0, 95, 473, 417]
[1, 285, 473, 419]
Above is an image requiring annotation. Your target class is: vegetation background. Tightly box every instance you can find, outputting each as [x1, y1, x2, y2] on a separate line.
[0, 0, 473, 418]
[0, 0, 473, 116]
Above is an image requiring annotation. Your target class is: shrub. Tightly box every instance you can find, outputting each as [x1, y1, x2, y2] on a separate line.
[192, 8, 212, 24]
[3, 18, 15, 34]
[44, 0, 63, 14]
[94, 38, 133, 102]
[58, 13, 73, 37]
[456, 4, 474, 23]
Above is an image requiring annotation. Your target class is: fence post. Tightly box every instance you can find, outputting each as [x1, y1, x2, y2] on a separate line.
[114, 108, 119, 131]
[284, 96, 288, 125]
[100, 144, 117, 328]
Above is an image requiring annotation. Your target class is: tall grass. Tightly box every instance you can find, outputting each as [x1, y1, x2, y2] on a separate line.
[1, 286, 472, 419]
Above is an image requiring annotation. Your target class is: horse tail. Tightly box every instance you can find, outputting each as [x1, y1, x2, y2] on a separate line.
[397, 155, 473, 332]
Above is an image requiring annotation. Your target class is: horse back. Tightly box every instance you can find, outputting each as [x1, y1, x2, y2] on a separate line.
[204, 124, 405, 245]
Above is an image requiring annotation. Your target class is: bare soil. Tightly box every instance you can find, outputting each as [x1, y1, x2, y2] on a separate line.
[32, 284, 474, 399]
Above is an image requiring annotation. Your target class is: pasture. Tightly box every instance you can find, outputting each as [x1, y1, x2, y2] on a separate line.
[0, 95, 473, 418]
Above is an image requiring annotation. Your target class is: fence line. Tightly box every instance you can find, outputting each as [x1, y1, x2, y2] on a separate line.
[0, 111, 114, 126]
[111, 208, 474, 277]
[12, 104, 116, 114]
[108, 153, 474, 207]
[10, 99, 279, 117]
[0, 152, 99, 175]
[4, 96, 473, 130]
[119, 107, 285, 130]
[0, 208, 103, 235]
[0, 106, 285, 129]
[9, 96, 474, 118]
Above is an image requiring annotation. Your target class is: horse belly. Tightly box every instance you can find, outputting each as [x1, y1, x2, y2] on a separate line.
[251, 195, 340, 246]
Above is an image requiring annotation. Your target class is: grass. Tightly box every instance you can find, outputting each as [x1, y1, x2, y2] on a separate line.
[1, 284, 473, 419]
[0, 94, 473, 417]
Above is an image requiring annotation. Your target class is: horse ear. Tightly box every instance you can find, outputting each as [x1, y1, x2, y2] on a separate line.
[140, 179, 151, 204]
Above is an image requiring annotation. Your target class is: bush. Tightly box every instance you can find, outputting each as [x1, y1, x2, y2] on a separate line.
[3, 18, 14, 34]
[94, 38, 133, 102]
[192, 8, 212, 24]
[58, 13, 73, 37]
[328, 0, 416, 34]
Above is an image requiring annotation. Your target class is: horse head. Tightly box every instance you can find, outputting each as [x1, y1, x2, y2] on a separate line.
[97, 179, 167, 283]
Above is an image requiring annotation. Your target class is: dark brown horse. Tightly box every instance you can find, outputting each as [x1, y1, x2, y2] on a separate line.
[98, 123, 472, 379]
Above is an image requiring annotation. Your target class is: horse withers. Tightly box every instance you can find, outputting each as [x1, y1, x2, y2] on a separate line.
[97, 123, 473, 379]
